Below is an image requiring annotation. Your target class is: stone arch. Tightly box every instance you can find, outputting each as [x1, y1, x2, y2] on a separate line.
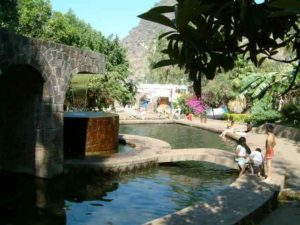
[61, 64, 105, 113]
[0, 64, 45, 176]
[1, 53, 55, 100]
[0, 30, 105, 178]
[0, 55, 64, 178]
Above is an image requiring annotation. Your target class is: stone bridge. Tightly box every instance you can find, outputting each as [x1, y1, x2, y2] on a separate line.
[0, 30, 105, 178]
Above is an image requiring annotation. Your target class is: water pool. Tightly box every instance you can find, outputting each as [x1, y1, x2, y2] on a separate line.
[0, 162, 235, 225]
[0, 124, 237, 225]
[120, 123, 234, 150]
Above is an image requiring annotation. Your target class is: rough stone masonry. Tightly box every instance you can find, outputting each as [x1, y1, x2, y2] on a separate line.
[0, 30, 105, 178]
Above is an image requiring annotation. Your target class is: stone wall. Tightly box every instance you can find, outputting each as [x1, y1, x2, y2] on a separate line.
[0, 30, 105, 178]
[256, 123, 300, 141]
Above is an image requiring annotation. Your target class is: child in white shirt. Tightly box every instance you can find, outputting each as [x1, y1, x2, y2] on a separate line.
[249, 148, 264, 177]
[235, 137, 249, 177]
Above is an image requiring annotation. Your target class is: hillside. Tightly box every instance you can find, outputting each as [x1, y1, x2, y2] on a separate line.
[121, 0, 176, 82]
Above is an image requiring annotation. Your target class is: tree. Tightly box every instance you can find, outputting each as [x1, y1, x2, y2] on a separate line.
[138, 0, 300, 97]
[148, 32, 188, 84]
[0, 0, 135, 110]
[87, 73, 137, 110]
[0, 0, 18, 30]
[17, 0, 52, 38]
[202, 72, 237, 108]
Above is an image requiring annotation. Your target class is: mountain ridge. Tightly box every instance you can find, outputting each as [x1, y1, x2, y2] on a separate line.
[121, 0, 176, 81]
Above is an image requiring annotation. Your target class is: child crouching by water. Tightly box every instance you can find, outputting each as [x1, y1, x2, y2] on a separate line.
[249, 148, 264, 177]
[235, 137, 250, 177]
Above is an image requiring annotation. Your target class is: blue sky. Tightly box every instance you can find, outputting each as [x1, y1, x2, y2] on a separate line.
[51, 0, 265, 39]
[51, 0, 159, 39]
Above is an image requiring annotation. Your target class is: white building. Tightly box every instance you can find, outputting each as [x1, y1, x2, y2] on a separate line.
[136, 83, 189, 111]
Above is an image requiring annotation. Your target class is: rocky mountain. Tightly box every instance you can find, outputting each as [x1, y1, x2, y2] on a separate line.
[121, 0, 176, 82]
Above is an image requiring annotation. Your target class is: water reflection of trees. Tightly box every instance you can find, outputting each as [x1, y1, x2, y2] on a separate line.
[159, 162, 236, 209]
[0, 172, 119, 225]
[0, 163, 235, 225]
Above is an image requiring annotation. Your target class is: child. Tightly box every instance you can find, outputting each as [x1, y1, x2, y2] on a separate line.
[245, 121, 253, 133]
[187, 112, 193, 121]
[220, 116, 235, 138]
[235, 137, 249, 177]
[249, 148, 264, 177]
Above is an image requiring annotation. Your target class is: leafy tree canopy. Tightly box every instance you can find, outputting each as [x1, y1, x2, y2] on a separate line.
[0, 0, 135, 109]
[0, 0, 18, 30]
[148, 32, 189, 84]
[139, 0, 300, 97]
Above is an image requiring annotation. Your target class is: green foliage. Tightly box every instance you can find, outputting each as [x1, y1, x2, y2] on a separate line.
[281, 101, 300, 121]
[44, 10, 129, 72]
[251, 98, 282, 125]
[1, 0, 133, 110]
[202, 73, 237, 108]
[239, 65, 298, 100]
[147, 32, 188, 84]
[2, 1, 130, 74]
[66, 73, 137, 111]
[87, 73, 137, 110]
[139, 0, 300, 96]
[43, 11, 79, 45]
[103, 36, 129, 74]
[224, 113, 253, 123]
[65, 74, 92, 110]
[0, 0, 18, 30]
[17, 0, 52, 38]
[173, 94, 192, 115]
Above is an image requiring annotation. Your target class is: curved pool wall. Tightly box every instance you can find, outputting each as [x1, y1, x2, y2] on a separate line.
[64, 112, 119, 157]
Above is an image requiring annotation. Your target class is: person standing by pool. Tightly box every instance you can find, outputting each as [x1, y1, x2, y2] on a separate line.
[265, 124, 276, 181]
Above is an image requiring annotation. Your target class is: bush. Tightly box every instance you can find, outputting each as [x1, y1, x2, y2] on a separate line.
[281, 102, 300, 121]
[251, 99, 281, 125]
[224, 113, 253, 123]
[173, 94, 192, 115]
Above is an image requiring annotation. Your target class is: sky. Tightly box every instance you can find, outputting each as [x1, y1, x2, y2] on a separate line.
[51, 0, 265, 39]
[51, 0, 160, 39]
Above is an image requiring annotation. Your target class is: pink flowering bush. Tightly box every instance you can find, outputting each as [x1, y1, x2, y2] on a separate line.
[186, 96, 207, 115]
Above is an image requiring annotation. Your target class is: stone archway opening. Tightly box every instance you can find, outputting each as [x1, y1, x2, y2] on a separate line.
[64, 73, 93, 112]
[0, 64, 44, 175]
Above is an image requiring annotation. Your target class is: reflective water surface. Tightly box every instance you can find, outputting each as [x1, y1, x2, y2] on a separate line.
[120, 123, 234, 150]
[0, 162, 235, 225]
[0, 124, 236, 225]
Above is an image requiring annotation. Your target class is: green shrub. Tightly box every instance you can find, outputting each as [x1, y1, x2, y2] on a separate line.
[224, 113, 253, 123]
[173, 94, 193, 115]
[281, 102, 300, 121]
[251, 99, 281, 125]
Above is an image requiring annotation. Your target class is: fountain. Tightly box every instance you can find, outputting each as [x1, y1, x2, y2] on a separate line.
[63, 75, 120, 158]
[64, 111, 119, 157]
